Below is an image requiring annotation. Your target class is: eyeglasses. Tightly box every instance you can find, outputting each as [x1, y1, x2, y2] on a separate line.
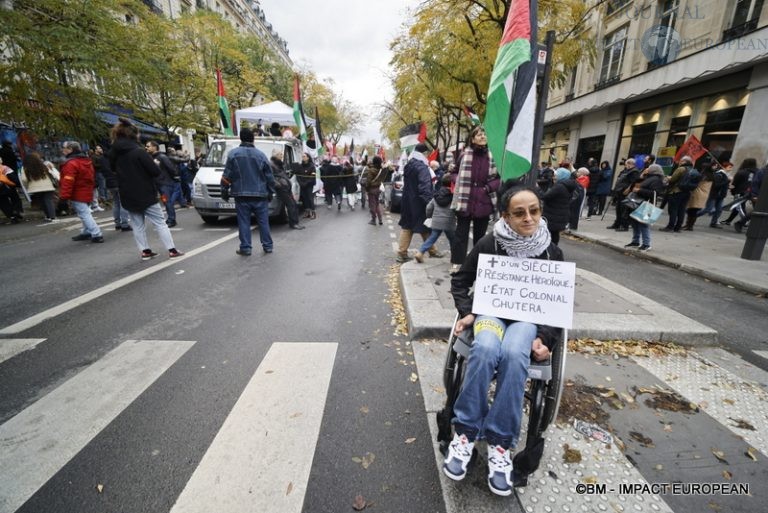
[506, 207, 541, 219]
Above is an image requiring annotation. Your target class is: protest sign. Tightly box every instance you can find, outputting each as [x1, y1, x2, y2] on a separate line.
[472, 254, 576, 328]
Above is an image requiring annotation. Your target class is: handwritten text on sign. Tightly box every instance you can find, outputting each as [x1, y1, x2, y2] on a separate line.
[472, 254, 576, 329]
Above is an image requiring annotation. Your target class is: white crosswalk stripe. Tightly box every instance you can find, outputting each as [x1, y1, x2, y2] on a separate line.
[170, 342, 337, 513]
[0, 341, 337, 513]
[0, 339, 195, 513]
[0, 339, 46, 364]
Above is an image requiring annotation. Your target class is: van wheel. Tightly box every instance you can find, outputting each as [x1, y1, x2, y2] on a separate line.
[201, 215, 218, 224]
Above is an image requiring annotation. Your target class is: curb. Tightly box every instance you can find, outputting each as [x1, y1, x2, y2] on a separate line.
[568, 231, 768, 297]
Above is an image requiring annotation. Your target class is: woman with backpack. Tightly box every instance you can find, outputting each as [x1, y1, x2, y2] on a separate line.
[660, 155, 698, 232]
[697, 162, 731, 228]
[683, 165, 712, 231]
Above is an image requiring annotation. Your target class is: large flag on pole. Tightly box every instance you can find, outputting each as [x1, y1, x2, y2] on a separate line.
[216, 69, 234, 136]
[314, 106, 326, 156]
[484, 0, 538, 180]
[293, 76, 308, 142]
[674, 134, 707, 162]
[399, 123, 422, 150]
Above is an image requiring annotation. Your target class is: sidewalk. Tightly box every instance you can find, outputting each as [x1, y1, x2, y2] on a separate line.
[395, 204, 768, 344]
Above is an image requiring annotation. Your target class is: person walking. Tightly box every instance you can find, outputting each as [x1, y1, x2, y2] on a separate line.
[415, 174, 456, 265]
[0, 155, 24, 223]
[220, 128, 276, 255]
[721, 158, 756, 226]
[20, 152, 57, 222]
[451, 126, 501, 265]
[100, 146, 131, 231]
[396, 144, 440, 262]
[320, 156, 343, 210]
[699, 162, 730, 228]
[108, 118, 183, 260]
[269, 149, 304, 230]
[595, 161, 613, 216]
[683, 165, 713, 231]
[342, 159, 358, 210]
[60, 141, 104, 243]
[296, 152, 317, 219]
[623, 164, 665, 251]
[365, 156, 385, 225]
[145, 141, 181, 227]
[661, 156, 697, 232]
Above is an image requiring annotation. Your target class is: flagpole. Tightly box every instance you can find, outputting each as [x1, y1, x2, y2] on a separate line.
[529, 29, 556, 187]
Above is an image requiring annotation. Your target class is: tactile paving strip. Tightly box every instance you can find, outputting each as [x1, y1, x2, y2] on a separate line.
[515, 423, 674, 513]
[631, 353, 768, 457]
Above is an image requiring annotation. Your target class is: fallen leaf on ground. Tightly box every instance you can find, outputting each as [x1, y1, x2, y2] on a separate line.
[663, 423, 673, 432]
[722, 470, 732, 480]
[629, 431, 655, 448]
[654, 464, 663, 471]
[563, 443, 582, 463]
[620, 392, 635, 404]
[746, 447, 758, 461]
[96, 484, 104, 493]
[359, 453, 375, 469]
[286, 482, 293, 495]
[265, 370, 274, 374]
[728, 418, 756, 431]
[722, 398, 735, 405]
[405, 437, 416, 444]
[582, 475, 597, 484]
[711, 448, 729, 464]
[708, 500, 722, 511]
[360, 406, 369, 415]
[409, 372, 418, 383]
[352, 494, 367, 511]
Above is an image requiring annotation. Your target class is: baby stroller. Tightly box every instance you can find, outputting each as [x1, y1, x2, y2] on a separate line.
[436, 313, 568, 487]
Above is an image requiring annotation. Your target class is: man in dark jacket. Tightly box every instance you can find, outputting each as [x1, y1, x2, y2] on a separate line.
[109, 120, 183, 260]
[320, 156, 343, 210]
[221, 128, 276, 255]
[660, 156, 694, 232]
[98, 145, 130, 231]
[396, 144, 440, 262]
[269, 149, 303, 230]
[61, 141, 104, 243]
[542, 168, 576, 245]
[146, 141, 181, 227]
[586, 158, 600, 218]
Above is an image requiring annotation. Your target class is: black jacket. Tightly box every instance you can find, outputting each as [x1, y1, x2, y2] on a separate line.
[543, 180, 576, 231]
[94, 154, 118, 188]
[151, 151, 178, 186]
[451, 233, 564, 349]
[613, 167, 640, 196]
[587, 166, 601, 194]
[634, 173, 666, 201]
[109, 138, 161, 212]
[296, 161, 316, 188]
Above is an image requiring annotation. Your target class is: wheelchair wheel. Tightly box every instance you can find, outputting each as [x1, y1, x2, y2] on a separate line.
[540, 334, 568, 432]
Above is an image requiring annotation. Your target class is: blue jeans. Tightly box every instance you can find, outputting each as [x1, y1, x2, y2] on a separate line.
[72, 201, 102, 237]
[630, 219, 651, 246]
[453, 316, 537, 448]
[235, 197, 272, 252]
[109, 188, 130, 228]
[419, 228, 456, 254]
[160, 183, 185, 222]
[698, 197, 724, 225]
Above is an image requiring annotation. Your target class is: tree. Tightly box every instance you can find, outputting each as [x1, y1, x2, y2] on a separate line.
[0, 0, 154, 140]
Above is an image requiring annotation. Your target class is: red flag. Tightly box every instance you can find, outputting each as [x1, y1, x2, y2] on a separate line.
[674, 135, 707, 162]
[418, 122, 427, 143]
[427, 149, 439, 162]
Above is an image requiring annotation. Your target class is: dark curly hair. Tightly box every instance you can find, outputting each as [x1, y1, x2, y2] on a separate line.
[110, 117, 139, 142]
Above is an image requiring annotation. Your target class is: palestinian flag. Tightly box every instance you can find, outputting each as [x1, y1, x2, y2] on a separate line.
[314, 106, 326, 156]
[398, 123, 422, 150]
[463, 104, 481, 126]
[485, 0, 538, 180]
[216, 69, 234, 136]
[293, 76, 308, 142]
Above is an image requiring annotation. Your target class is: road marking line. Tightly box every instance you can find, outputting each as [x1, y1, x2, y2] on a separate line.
[170, 342, 337, 513]
[753, 350, 768, 361]
[0, 339, 46, 364]
[0, 339, 194, 513]
[0, 231, 239, 335]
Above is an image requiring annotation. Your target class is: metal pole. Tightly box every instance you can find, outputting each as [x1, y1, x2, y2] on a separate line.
[528, 30, 556, 188]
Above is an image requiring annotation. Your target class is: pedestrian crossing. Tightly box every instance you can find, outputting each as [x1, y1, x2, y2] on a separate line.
[0, 339, 45, 364]
[0, 340, 337, 513]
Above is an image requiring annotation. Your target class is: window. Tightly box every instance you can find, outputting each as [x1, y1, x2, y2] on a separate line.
[566, 66, 578, 101]
[701, 106, 745, 164]
[628, 122, 657, 156]
[666, 116, 690, 147]
[599, 26, 628, 84]
[606, 0, 632, 15]
[649, 0, 679, 67]
[725, 0, 764, 39]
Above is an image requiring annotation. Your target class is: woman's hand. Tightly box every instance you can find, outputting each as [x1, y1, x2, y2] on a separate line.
[454, 314, 475, 336]
[531, 337, 550, 361]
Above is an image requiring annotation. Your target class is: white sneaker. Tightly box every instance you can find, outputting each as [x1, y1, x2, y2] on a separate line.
[487, 444, 513, 496]
[443, 433, 475, 481]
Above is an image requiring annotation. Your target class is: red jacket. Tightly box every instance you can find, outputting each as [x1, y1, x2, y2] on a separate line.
[60, 154, 95, 203]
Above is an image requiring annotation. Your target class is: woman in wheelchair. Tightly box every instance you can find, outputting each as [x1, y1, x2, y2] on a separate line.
[445, 184, 563, 496]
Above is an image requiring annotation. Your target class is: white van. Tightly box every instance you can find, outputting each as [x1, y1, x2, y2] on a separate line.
[192, 136, 302, 224]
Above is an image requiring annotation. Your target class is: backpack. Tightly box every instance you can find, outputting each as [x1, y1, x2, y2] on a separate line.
[678, 167, 701, 192]
[712, 169, 729, 190]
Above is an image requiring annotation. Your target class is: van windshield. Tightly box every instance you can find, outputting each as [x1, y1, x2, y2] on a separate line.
[203, 141, 284, 167]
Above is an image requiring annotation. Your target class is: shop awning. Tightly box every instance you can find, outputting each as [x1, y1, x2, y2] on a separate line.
[96, 111, 166, 135]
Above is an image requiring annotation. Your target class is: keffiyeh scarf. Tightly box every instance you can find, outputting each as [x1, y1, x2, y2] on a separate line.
[492, 217, 552, 258]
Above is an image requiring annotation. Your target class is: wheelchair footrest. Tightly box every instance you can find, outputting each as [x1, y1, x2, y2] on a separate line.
[528, 362, 552, 381]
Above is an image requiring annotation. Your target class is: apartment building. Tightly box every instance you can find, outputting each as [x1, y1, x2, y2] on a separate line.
[142, 0, 292, 67]
[542, 0, 768, 171]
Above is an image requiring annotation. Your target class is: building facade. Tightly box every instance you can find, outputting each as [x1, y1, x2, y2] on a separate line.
[542, 0, 768, 172]
[143, 0, 292, 67]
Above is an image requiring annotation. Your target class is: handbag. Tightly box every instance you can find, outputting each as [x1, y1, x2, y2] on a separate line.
[423, 217, 433, 228]
[629, 192, 663, 225]
[620, 192, 643, 210]
[46, 170, 59, 188]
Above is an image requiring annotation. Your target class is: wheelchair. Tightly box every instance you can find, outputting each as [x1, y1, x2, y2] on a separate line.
[435, 313, 568, 487]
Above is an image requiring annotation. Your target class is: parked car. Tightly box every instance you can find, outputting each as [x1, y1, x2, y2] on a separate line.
[192, 136, 301, 224]
[389, 171, 404, 213]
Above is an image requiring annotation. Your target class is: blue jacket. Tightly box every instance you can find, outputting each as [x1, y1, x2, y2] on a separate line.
[595, 166, 613, 196]
[398, 155, 434, 232]
[222, 143, 275, 198]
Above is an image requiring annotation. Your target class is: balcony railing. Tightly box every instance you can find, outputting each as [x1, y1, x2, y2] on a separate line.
[595, 75, 621, 91]
[722, 18, 759, 42]
[565, 93, 575, 102]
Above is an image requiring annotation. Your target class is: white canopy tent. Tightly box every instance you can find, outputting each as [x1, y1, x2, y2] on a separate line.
[234, 100, 315, 133]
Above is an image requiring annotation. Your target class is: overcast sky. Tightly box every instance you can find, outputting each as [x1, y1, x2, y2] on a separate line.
[257, 0, 418, 145]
